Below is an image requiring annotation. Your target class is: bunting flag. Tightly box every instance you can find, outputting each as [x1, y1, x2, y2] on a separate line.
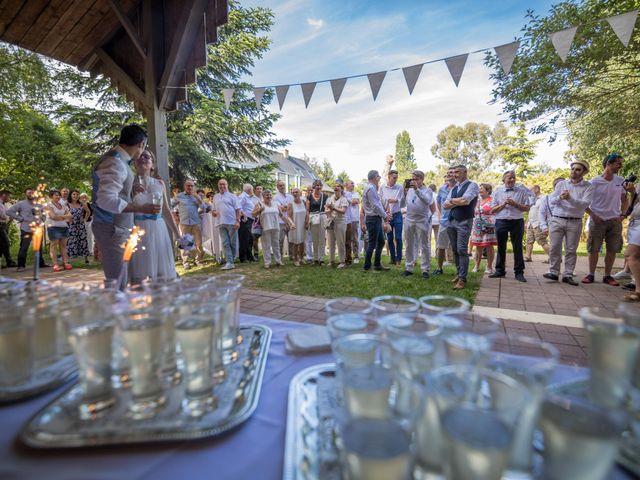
[276, 85, 289, 110]
[402, 64, 423, 95]
[330, 78, 347, 104]
[367, 71, 387, 101]
[494, 41, 519, 75]
[301, 82, 317, 108]
[222, 88, 234, 108]
[549, 26, 578, 62]
[444, 54, 468, 87]
[606, 10, 638, 47]
[254, 87, 266, 109]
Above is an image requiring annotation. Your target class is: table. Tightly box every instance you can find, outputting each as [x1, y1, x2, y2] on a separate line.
[0, 315, 632, 480]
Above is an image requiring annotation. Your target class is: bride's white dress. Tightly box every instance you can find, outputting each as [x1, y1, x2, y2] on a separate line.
[130, 177, 177, 283]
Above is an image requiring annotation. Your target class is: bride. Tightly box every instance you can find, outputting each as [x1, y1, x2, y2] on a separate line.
[130, 150, 179, 283]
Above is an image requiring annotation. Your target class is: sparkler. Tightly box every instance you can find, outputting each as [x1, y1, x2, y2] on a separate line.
[31, 182, 48, 281]
[117, 226, 145, 288]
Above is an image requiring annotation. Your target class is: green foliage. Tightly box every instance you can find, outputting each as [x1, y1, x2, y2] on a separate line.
[485, 0, 640, 171]
[495, 123, 541, 177]
[394, 131, 418, 180]
[308, 158, 336, 184]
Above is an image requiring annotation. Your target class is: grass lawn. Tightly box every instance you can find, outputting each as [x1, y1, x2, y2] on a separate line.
[178, 256, 483, 304]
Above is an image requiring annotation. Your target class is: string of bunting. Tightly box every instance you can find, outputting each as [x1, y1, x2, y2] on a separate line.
[221, 9, 638, 110]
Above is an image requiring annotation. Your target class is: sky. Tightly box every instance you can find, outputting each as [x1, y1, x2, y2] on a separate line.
[240, 0, 570, 180]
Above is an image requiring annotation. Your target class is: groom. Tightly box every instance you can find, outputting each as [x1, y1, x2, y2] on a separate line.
[92, 125, 160, 289]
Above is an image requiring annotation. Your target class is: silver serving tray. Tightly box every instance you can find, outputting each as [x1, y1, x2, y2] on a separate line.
[284, 365, 638, 480]
[20, 324, 271, 448]
[548, 378, 640, 477]
[0, 355, 77, 404]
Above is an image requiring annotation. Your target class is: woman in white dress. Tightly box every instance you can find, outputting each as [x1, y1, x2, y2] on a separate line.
[252, 189, 282, 269]
[287, 187, 309, 266]
[130, 150, 179, 284]
[325, 183, 349, 268]
[624, 183, 640, 302]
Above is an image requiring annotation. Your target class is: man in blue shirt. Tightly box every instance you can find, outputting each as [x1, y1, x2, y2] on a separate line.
[362, 170, 391, 271]
[173, 179, 207, 269]
[433, 168, 456, 275]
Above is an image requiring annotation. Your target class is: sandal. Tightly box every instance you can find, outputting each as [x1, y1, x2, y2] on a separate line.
[63, 263, 73, 270]
[53, 264, 63, 272]
[623, 292, 640, 302]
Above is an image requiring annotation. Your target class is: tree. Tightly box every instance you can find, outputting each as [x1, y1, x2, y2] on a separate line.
[308, 158, 336, 184]
[336, 170, 350, 183]
[495, 123, 541, 177]
[484, 0, 640, 170]
[394, 131, 417, 180]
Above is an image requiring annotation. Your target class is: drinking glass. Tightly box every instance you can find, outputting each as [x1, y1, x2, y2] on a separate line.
[618, 302, 640, 389]
[488, 334, 559, 474]
[212, 278, 242, 363]
[66, 314, 115, 418]
[540, 395, 627, 480]
[57, 291, 90, 356]
[327, 314, 380, 341]
[385, 317, 442, 378]
[580, 306, 640, 408]
[151, 191, 162, 206]
[119, 307, 166, 418]
[175, 303, 222, 416]
[421, 365, 528, 480]
[0, 303, 35, 386]
[325, 297, 373, 320]
[441, 311, 501, 366]
[32, 296, 59, 367]
[371, 295, 421, 318]
[419, 295, 471, 330]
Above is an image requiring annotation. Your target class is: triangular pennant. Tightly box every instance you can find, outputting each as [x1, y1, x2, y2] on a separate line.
[367, 71, 387, 101]
[301, 82, 316, 108]
[548, 26, 578, 62]
[254, 87, 266, 109]
[402, 64, 423, 95]
[444, 54, 468, 87]
[330, 78, 347, 104]
[606, 10, 638, 47]
[275, 85, 289, 110]
[494, 41, 520, 75]
[222, 88, 234, 108]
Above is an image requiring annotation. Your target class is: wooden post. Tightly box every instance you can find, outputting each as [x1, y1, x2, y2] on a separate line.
[143, 0, 170, 188]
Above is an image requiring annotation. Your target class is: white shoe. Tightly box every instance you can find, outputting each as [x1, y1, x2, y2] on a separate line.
[472, 266, 479, 273]
[443, 261, 451, 267]
[221, 263, 233, 270]
[264, 264, 270, 269]
[353, 258, 360, 264]
[486, 269, 495, 275]
[337, 263, 346, 269]
[613, 270, 632, 280]
[276, 261, 284, 266]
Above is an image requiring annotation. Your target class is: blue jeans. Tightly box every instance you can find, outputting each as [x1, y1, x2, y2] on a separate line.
[219, 224, 236, 264]
[364, 216, 385, 269]
[387, 211, 403, 262]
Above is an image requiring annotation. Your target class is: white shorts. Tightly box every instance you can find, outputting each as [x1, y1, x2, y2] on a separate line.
[628, 220, 640, 246]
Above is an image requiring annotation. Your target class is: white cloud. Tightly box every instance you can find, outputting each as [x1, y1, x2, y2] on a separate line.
[306, 17, 325, 29]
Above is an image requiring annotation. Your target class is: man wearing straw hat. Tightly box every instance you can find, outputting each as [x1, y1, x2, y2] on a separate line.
[91, 125, 159, 289]
[542, 160, 593, 286]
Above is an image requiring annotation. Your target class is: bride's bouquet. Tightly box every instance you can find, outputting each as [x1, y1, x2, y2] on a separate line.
[177, 233, 195, 251]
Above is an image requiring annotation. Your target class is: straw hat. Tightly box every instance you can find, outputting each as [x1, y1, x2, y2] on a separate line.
[570, 160, 589, 172]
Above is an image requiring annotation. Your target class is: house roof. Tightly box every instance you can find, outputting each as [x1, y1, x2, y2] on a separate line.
[265, 152, 318, 180]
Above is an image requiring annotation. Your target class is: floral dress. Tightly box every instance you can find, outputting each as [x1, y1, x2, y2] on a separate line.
[67, 205, 91, 257]
[470, 197, 497, 247]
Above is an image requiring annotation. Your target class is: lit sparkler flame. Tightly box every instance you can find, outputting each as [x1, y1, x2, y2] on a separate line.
[30, 183, 48, 252]
[122, 226, 145, 262]
[31, 222, 44, 251]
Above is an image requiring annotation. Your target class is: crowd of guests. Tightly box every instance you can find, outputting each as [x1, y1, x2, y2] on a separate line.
[0, 187, 93, 272]
[2, 124, 635, 302]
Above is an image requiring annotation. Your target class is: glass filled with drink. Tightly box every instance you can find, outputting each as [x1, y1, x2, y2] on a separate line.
[325, 297, 373, 320]
[371, 295, 421, 318]
[0, 302, 35, 387]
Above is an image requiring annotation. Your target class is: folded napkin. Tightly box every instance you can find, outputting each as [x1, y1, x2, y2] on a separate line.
[285, 325, 332, 355]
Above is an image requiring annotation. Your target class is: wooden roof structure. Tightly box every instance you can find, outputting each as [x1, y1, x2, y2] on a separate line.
[0, 0, 229, 180]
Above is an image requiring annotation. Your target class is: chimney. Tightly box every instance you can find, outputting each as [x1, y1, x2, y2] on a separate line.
[283, 149, 289, 159]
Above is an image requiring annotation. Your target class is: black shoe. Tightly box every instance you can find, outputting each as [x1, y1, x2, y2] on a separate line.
[422, 272, 430, 279]
[6, 261, 16, 268]
[515, 273, 527, 283]
[374, 265, 391, 271]
[543, 273, 559, 281]
[562, 276, 579, 286]
[488, 272, 505, 278]
[401, 270, 413, 277]
[433, 268, 443, 275]
[363, 267, 371, 272]
[623, 283, 636, 291]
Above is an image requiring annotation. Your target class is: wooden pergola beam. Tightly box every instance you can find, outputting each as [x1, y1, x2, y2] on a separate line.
[108, 0, 147, 60]
[95, 48, 146, 104]
[158, 0, 208, 110]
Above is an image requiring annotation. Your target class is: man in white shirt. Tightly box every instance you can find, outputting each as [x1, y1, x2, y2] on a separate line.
[583, 153, 629, 286]
[379, 169, 405, 265]
[524, 185, 550, 262]
[542, 161, 593, 285]
[489, 171, 535, 282]
[274, 180, 293, 260]
[401, 170, 436, 279]
[214, 178, 241, 270]
[344, 180, 361, 264]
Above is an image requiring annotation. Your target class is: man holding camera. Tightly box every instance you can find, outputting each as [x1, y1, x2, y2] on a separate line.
[542, 161, 593, 285]
[583, 153, 629, 286]
[401, 170, 436, 279]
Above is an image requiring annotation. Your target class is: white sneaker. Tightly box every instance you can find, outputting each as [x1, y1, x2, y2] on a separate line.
[486, 269, 495, 275]
[353, 258, 360, 264]
[472, 266, 479, 273]
[613, 270, 632, 280]
[443, 261, 451, 267]
[221, 263, 233, 270]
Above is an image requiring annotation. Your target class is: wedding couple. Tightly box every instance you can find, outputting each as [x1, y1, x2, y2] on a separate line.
[92, 125, 179, 289]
